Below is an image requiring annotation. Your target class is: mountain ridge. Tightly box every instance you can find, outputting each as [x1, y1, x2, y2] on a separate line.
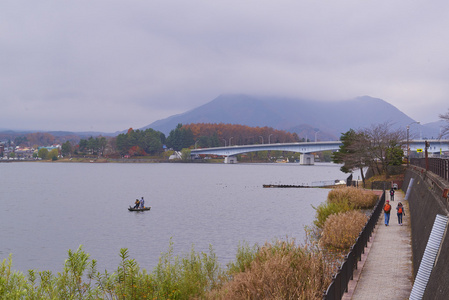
[1, 95, 442, 140]
[143, 94, 435, 139]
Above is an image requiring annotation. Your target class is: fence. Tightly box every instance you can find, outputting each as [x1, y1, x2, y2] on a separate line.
[410, 158, 449, 182]
[323, 191, 385, 300]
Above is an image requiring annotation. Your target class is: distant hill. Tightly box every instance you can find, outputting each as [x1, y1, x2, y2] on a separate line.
[143, 94, 437, 140]
[2, 94, 442, 141]
[0, 130, 117, 145]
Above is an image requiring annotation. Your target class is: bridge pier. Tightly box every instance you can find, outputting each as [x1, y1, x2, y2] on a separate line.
[299, 154, 314, 165]
[224, 156, 237, 164]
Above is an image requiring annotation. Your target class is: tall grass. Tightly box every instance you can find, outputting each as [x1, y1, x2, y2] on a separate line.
[320, 210, 368, 250]
[1, 242, 224, 300]
[226, 241, 260, 276]
[208, 240, 333, 300]
[1, 239, 336, 300]
[327, 186, 378, 209]
[313, 200, 354, 229]
[314, 186, 377, 229]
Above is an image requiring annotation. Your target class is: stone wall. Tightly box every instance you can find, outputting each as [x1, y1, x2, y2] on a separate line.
[403, 167, 449, 299]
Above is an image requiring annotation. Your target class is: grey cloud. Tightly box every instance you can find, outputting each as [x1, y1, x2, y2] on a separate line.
[1, 0, 449, 132]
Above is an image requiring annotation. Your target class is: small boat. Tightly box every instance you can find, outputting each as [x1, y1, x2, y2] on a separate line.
[128, 206, 151, 212]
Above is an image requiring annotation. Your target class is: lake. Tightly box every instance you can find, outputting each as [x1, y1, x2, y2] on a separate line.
[0, 162, 351, 274]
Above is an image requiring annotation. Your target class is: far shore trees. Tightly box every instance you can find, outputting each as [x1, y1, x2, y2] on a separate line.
[61, 141, 73, 157]
[49, 148, 59, 161]
[78, 136, 108, 156]
[115, 128, 165, 157]
[38, 148, 49, 160]
[184, 123, 299, 147]
[166, 124, 194, 151]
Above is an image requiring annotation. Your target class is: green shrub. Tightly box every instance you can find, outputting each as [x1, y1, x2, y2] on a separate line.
[313, 200, 354, 229]
[0, 255, 29, 299]
[1, 242, 225, 300]
[226, 241, 259, 276]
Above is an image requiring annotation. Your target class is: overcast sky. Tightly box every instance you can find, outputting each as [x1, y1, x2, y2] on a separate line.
[1, 1, 448, 132]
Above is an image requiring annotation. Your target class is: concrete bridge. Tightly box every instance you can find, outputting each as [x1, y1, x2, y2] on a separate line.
[190, 140, 449, 164]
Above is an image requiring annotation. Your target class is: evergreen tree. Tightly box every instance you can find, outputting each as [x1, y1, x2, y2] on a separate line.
[166, 124, 194, 151]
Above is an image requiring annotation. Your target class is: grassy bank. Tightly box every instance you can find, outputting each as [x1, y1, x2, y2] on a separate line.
[1, 187, 378, 299]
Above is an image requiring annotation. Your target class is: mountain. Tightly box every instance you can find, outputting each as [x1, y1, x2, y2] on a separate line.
[1, 95, 441, 141]
[143, 94, 436, 140]
[418, 120, 447, 139]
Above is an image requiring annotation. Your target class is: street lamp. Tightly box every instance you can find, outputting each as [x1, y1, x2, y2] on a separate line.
[195, 140, 199, 149]
[259, 136, 264, 144]
[222, 139, 226, 147]
[269, 134, 273, 144]
[229, 137, 233, 146]
[407, 121, 420, 165]
[315, 131, 320, 143]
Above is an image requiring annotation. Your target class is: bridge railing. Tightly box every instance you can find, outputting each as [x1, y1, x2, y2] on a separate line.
[323, 191, 385, 300]
[410, 158, 449, 182]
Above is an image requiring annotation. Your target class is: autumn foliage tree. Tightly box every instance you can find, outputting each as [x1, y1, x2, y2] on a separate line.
[183, 123, 299, 147]
[25, 132, 55, 147]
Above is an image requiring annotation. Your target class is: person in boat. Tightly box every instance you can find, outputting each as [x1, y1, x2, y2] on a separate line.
[133, 199, 140, 209]
[140, 197, 145, 208]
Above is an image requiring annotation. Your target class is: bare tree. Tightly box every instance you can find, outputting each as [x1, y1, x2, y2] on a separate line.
[334, 121, 407, 183]
[439, 109, 449, 139]
[360, 121, 406, 178]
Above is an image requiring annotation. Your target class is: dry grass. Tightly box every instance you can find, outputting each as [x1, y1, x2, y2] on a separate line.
[313, 201, 354, 229]
[207, 240, 333, 300]
[327, 186, 378, 209]
[320, 210, 368, 250]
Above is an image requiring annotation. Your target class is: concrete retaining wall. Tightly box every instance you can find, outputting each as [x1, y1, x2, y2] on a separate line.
[403, 167, 449, 299]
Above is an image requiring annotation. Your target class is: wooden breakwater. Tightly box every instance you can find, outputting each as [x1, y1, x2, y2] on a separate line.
[263, 184, 312, 188]
[263, 179, 347, 189]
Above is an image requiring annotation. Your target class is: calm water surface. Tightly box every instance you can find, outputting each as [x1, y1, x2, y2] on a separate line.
[0, 162, 349, 273]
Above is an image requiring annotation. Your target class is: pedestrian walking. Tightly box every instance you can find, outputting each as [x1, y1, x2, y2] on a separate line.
[390, 188, 395, 201]
[384, 200, 392, 226]
[396, 202, 405, 225]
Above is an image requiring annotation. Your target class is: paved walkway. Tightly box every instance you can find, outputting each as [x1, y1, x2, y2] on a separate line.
[343, 190, 413, 300]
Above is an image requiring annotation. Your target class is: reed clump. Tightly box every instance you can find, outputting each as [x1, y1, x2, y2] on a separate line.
[327, 186, 378, 209]
[320, 210, 368, 250]
[314, 187, 377, 229]
[208, 240, 333, 300]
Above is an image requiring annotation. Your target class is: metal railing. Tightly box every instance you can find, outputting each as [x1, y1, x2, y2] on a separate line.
[410, 158, 449, 182]
[323, 192, 385, 300]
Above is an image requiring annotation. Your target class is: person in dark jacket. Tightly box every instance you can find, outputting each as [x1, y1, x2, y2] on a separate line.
[396, 202, 405, 225]
[133, 199, 140, 209]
